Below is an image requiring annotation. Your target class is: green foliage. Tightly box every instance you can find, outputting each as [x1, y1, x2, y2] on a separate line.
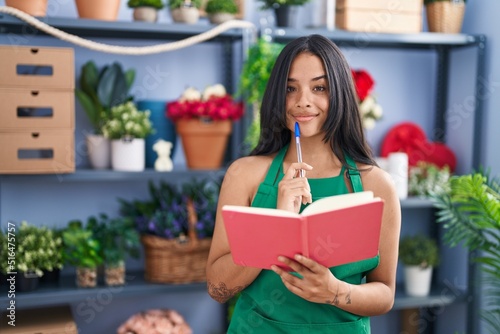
[409, 162, 451, 197]
[205, 0, 238, 14]
[87, 214, 141, 267]
[75, 61, 136, 134]
[101, 101, 155, 140]
[399, 234, 440, 268]
[236, 38, 284, 150]
[432, 171, 500, 333]
[0, 222, 63, 277]
[257, 0, 311, 10]
[62, 220, 103, 269]
[127, 0, 165, 9]
[168, 0, 202, 9]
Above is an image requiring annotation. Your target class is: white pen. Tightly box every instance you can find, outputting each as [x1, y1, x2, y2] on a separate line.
[294, 122, 305, 178]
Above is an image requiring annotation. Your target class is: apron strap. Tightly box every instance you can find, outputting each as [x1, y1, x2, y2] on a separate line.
[345, 155, 363, 193]
[262, 145, 288, 187]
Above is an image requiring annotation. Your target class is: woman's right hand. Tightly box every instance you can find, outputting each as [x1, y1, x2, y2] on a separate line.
[277, 162, 313, 213]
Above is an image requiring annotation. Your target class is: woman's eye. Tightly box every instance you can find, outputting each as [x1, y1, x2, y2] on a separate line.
[314, 85, 326, 92]
[286, 86, 296, 93]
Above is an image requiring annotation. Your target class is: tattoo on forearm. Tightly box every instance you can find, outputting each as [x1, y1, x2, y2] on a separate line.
[207, 280, 244, 303]
[326, 281, 351, 306]
[345, 282, 352, 304]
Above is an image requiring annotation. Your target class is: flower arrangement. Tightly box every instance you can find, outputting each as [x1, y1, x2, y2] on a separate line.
[8, 222, 63, 277]
[119, 179, 220, 240]
[166, 84, 244, 122]
[409, 161, 451, 197]
[101, 101, 155, 140]
[351, 69, 383, 130]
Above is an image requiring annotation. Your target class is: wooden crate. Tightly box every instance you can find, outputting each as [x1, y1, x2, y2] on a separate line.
[0, 130, 75, 174]
[0, 89, 74, 131]
[336, 0, 423, 34]
[0, 46, 74, 89]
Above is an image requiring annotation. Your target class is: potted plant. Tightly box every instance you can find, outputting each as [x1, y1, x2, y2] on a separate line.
[76, 61, 136, 169]
[87, 214, 141, 286]
[399, 234, 440, 297]
[166, 84, 243, 169]
[168, 0, 202, 24]
[62, 220, 103, 288]
[408, 161, 451, 197]
[257, 0, 311, 27]
[4, 222, 63, 292]
[205, 0, 238, 24]
[119, 178, 220, 283]
[5, 0, 48, 16]
[433, 171, 500, 332]
[101, 101, 155, 172]
[425, 0, 467, 33]
[127, 0, 165, 22]
[236, 38, 283, 152]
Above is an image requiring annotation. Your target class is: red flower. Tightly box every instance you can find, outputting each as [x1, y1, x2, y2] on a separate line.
[166, 95, 243, 122]
[351, 69, 375, 101]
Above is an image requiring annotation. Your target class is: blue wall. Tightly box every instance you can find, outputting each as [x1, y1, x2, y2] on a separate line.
[1, 0, 498, 333]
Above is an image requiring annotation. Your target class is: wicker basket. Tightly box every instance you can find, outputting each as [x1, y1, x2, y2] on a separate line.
[141, 234, 211, 284]
[426, 1, 466, 34]
[141, 198, 212, 284]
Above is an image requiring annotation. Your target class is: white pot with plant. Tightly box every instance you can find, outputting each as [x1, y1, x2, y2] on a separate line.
[205, 0, 238, 24]
[75, 61, 136, 170]
[127, 0, 165, 22]
[169, 0, 202, 24]
[399, 234, 440, 297]
[101, 101, 154, 172]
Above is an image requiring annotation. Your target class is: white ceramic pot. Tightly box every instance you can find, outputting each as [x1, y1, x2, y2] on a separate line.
[133, 7, 158, 22]
[171, 7, 199, 24]
[404, 265, 433, 297]
[111, 138, 145, 172]
[208, 13, 234, 25]
[86, 134, 111, 169]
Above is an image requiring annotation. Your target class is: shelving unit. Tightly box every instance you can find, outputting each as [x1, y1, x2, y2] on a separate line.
[0, 11, 487, 334]
[265, 27, 486, 334]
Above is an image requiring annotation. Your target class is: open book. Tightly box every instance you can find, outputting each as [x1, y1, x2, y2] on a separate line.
[222, 191, 384, 269]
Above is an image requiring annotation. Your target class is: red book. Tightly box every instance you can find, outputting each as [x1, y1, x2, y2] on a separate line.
[222, 191, 384, 270]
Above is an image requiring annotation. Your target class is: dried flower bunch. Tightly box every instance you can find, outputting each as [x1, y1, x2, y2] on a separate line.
[101, 101, 155, 140]
[166, 84, 244, 121]
[120, 179, 220, 240]
[351, 69, 383, 130]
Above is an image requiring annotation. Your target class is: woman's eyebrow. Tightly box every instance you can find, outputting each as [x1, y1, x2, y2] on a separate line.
[287, 74, 327, 82]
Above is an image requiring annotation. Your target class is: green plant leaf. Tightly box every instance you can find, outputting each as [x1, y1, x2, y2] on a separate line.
[97, 63, 129, 109]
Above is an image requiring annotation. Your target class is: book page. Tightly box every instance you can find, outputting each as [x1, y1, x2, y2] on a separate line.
[302, 191, 376, 216]
[222, 205, 299, 218]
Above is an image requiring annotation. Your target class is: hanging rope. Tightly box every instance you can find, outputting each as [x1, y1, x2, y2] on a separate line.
[0, 6, 256, 55]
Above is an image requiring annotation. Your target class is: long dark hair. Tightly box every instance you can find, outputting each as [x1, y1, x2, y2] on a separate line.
[250, 34, 376, 169]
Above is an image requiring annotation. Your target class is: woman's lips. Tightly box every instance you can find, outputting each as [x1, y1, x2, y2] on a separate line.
[294, 115, 316, 122]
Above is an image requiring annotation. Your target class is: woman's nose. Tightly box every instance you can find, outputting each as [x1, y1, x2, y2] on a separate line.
[295, 90, 312, 108]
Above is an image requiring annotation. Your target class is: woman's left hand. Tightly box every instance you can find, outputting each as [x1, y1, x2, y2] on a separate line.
[271, 254, 340, 304]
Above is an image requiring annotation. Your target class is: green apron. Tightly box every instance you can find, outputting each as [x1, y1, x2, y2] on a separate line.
[228, 146, 380, 334]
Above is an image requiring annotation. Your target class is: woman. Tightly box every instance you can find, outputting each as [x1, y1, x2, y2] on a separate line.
[206, 34, 401, 333]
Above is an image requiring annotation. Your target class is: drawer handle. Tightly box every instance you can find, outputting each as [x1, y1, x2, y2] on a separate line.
[31, 133, 40, 138]
[30, 48, 39, 54]
[31, 91, 39, 96]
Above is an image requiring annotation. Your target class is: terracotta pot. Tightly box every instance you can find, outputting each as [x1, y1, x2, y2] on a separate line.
[176, 118, 232, 169]
[75, 0, 120, 21]
[5, 0, 48, 16]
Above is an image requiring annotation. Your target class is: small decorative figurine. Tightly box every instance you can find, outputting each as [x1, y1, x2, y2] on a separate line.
[153, 139, 173, 172]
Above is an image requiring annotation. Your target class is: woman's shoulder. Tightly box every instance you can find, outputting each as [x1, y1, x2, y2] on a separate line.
[358, 163, 398, 200]
[224, 154, 276, 186]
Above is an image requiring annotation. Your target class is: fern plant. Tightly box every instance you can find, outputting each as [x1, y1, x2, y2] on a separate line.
[432, 171, 500, 333]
